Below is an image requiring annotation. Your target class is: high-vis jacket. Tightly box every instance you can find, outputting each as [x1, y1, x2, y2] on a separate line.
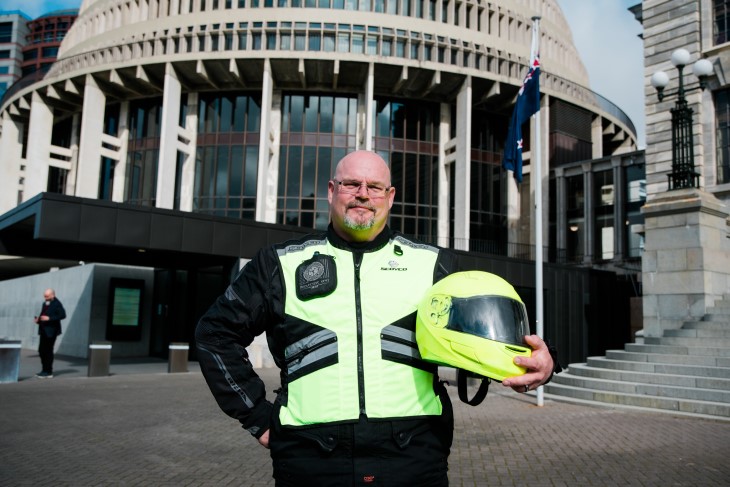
[196, 225, 458, 438]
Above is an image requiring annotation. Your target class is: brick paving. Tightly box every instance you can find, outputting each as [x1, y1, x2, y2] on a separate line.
[1, 351, 728, 486]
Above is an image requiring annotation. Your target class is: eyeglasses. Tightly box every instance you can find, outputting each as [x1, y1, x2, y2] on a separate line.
[333, 179, 391, 198]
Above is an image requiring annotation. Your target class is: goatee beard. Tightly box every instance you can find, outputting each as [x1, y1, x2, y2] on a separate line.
[343, 214, 375, 230]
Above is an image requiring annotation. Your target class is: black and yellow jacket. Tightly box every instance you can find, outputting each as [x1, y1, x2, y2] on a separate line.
[196, 225, 458, 437]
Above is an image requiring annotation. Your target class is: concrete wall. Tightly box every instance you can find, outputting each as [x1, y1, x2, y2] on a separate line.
[0, 263, 153, 358]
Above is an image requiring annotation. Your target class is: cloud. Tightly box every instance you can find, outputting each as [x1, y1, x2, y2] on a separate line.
[556, 0, 645, 148]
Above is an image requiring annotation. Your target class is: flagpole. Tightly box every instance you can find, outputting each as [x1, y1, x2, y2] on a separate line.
[531, 15, 545, 408]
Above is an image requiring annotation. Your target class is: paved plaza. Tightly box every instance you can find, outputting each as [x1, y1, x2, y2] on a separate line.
[1, 350, 728, 486]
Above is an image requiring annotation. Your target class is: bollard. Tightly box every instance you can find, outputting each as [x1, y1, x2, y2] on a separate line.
[168, 342, 189, 373]
[88, 342, 112, 377]
[0, 339, 22, 383]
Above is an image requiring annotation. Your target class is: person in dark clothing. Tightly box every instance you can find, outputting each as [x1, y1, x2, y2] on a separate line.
[196, 150, 557, 486]
[34, 288, 66, 378]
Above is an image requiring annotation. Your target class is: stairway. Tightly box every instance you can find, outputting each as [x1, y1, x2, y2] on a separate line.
[545, 296, 730, 419]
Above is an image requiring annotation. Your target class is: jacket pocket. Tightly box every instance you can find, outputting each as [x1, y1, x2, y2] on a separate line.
[284, 329, 338, 382]
[381, 324, 436, 374]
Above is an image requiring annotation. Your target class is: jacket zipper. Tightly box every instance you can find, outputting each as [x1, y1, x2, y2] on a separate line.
[284, 335, 338, 366]
[381, 332, 416, 349]
[354, 252, 366, 416]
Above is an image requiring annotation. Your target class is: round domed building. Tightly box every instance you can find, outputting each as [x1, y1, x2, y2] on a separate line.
[0, 0, 636, 250]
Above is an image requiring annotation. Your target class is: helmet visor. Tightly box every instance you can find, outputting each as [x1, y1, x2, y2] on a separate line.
[444, 296, 530, 347]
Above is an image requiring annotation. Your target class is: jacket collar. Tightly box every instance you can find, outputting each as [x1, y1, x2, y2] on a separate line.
[327, 224, 392, 253]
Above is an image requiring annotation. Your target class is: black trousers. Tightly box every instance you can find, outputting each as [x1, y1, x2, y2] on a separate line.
[38, 334, 57, 373]
[269, 410, 453, 487]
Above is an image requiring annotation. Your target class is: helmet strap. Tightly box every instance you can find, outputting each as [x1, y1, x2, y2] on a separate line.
[457, 369, 490, 406]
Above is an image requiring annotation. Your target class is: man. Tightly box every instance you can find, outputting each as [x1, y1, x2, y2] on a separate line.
[196, 150, 556, 486]
[34, 288, 66, 379]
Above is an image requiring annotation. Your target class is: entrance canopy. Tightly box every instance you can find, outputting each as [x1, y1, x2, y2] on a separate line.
[0, 193, 309, 278]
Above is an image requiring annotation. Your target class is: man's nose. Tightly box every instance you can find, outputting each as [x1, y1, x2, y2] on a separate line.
[354, 183, 370, 197]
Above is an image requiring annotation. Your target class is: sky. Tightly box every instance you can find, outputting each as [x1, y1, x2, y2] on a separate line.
[6, 0, 647, 147]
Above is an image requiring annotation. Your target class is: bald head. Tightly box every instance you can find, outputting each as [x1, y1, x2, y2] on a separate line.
[333, 150, 391, 185]
[328, 150, 395, 242]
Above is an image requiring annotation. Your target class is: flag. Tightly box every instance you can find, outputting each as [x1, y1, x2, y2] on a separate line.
[502, 23, 541, 183]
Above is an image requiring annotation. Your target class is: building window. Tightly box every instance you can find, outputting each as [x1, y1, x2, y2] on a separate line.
[714, 0, 730, 45]
[714, 88, 730, 184]
[625, 164, 645, 258]
[566, 174, 584, 262]
[195, 93, 262, 219]
[594, 170, 614, 260]
[125, 98, 163, 207]
[0, 23, 12, 43]
[47, 166, 68, 195]
[278, 94, 357, 229]
[42, 46, 59, 58]
[372, 98, 440, 241]
[99, 104, 121, 200]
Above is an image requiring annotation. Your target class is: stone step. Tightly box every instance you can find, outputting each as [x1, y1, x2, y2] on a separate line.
[568, 363, 730, 391]
[624, 342, 730, 358]
[644, 336, 730, 347]
[665, 328, 730, 338]
[605, 349, 726, 367]
[545, 383, 730, 417]
[702, 313, 730, 322]
[682, 320, 730, 330]
[553, 372, 730, 403]
[585, 357, 730, 379]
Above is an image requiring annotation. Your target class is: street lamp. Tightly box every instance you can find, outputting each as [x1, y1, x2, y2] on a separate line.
[650, 49, 713, 190]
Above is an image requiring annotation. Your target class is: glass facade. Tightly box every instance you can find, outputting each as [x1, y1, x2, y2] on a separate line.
[373, 98, 440, 240]
[194, 92, 262, 218]
[594, 169, 614, 260]
[714, 88, 730, 185]
[566, 174, 584, 262]
[714, 0, 730, 45]
[100, 104, 121, 200]
[625, 165, 645, 258]
[470, 110, 509, 252]
[278, 93, 357, 228]
[125, 98, 162, 207]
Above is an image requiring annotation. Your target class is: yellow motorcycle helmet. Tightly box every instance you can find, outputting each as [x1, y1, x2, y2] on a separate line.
[416, 270, 532, 382]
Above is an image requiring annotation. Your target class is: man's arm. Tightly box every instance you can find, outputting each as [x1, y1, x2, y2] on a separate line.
[195, 248, 282, 440]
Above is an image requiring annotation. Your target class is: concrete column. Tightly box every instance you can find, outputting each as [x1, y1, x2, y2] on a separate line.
[24, 92, 54, 201]
[66, 113, 80, 196]
[255, 59, 278, 223]
[641, 189, 730, 336]
[554, 167, 567, 255]
[156, 64, 182, 209]
[179, 92, 198, 212]
[364, 63, 374, 151]
[0, 112, 23, 212]
[612, 156, 625, 261]
[437, 102, 450, 248]
[453, 77, 471, 251]
[112, 101, 130, 203]
[591, 115, 603, 159]
[76, 75, 106, 198]
[582, 162, 594, 264]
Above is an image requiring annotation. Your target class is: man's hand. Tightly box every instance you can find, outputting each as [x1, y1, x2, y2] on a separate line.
[502, 334, 554, 393]
[39, 315, 49, 322]
[258, 429, 270, 449]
